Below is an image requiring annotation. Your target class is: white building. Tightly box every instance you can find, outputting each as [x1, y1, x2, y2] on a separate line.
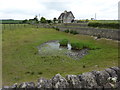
[58, 10, 75, 23]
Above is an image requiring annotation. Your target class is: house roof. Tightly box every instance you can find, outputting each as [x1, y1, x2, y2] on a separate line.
[58, 11, 75, 20]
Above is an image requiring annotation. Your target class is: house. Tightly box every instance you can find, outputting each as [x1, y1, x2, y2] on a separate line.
[58, 10, 75, 23]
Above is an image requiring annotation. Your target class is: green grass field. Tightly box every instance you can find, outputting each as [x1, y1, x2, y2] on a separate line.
[89, 20, 119, 23]
[2, 24, 34, 30]
[0, 20, 23, 24]
[2, 24, 118, 85]
[77, 20, 119, 23]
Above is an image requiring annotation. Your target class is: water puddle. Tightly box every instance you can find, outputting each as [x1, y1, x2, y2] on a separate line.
[37, 41, 88, 60]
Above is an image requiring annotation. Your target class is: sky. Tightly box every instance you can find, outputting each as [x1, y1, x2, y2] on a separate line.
[0, 0, 119, 20]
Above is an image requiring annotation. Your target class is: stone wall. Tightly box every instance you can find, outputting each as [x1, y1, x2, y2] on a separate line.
[2, 67, 120, 89]
[63, 23, 88, 27]
[56, 24, 120, 40]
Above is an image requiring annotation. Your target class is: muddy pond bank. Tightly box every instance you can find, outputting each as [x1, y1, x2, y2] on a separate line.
[37, 41, 88, 60]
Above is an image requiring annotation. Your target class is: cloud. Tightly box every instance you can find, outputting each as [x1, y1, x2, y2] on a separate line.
[0, 0, 119, 20]
[41, 2, 68, 11]
[118, 1, 120, 20]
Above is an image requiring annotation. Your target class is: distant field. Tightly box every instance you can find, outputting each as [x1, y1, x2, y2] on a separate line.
[88, 20, 119, 29]
[1, 20, 119, 24]
[2, 24, 118, 85]
[55, 20, 119, 29]
[1, 24, 34, 30]
[89, 20, 119, 23]
[0, 20, 23, 24]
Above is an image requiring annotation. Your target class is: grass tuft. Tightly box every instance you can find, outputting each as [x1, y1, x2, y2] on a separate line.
[38, 72, 43, 75]
[64, 29, 69, 33]
[70, 30, 79, 35]
[59, 39, 69, 46]
[71, 42, 100, 50]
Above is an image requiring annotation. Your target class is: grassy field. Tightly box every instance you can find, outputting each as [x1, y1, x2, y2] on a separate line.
[77, 20, 119, 23]
[2, 24, 118, 85]
[55, 20, 119, 30]
[0, 20, 23, 24]
[89, 20, 119, 23]
[2, 24, 35, 30]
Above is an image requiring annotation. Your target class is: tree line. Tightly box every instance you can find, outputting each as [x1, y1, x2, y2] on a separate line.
[22, 16, 57, 24]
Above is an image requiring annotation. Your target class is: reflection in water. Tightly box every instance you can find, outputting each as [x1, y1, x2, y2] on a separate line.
[37, 41, 88, 60]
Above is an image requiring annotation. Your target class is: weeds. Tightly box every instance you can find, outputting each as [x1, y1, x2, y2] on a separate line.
[53, 26, 59, 31]
[64, 29, 69, 33]
[55, 28, 59, 31]
[38, 72, 43, 75]
[70, 30, 79, 35]
[71, 42, 100, 50]
[59, 39, 69, 46]
[25, 71, 35, 75]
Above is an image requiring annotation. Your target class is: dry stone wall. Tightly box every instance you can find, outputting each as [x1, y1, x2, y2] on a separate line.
[58, 27, 120, 41]
[56, 23, 120, 40]
[2, 67, 120, 90]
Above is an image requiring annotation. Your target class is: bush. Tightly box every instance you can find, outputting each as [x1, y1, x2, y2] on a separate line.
[71, 42, 100, 50]
[71, 42, 84, 50]
[86, 19, 89, 22]
[38, 72, 43, 75]
[52, 26, 55, 29]
[59, 39, 68, 46]
[31, 72, 35, 75]
[88, 22, 119, 29]
[53, 27, 59, 31]
[70, 30, 79, 35]
[40, 17, 47, 23]
[47, 20, 52, 24]
[64, 29, 69, 33]
[55, 28, 59, 31]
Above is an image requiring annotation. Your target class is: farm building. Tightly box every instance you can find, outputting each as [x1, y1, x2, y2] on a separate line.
[58, 10, 75, 23]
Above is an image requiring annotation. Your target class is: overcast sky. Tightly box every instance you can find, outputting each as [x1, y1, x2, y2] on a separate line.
[0, 0, 119, 20]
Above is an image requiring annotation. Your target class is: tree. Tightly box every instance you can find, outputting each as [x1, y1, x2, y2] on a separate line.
[34, 15, 38, 21]
[47, 20, 52, 23]
[53, 17, 57, 23]
[40, 17, 47, 23]
[85, 19, 89, 22]
[22, 19, 28, 24]
[28, 16, 39, 24]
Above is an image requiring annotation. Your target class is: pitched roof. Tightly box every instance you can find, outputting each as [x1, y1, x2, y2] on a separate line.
[58, 13, 64, 19]
[58, 11, 75, 20]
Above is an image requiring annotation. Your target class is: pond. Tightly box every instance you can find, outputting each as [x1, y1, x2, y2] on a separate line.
[37, 41, 88, 60]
